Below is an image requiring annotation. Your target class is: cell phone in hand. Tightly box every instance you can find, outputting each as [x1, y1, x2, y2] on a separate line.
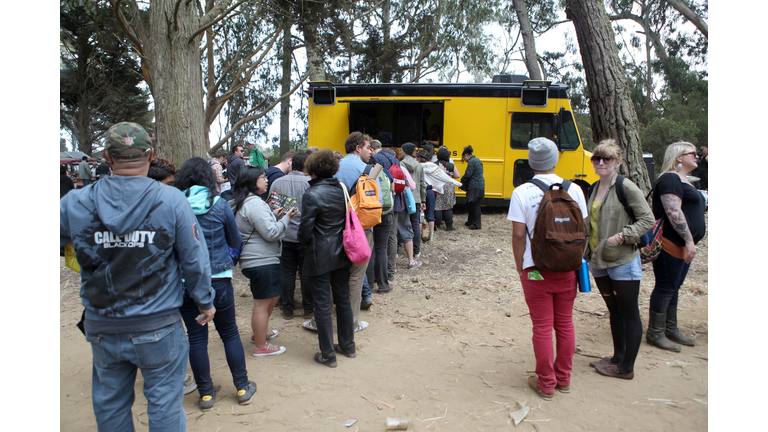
[196, 314, 207, 325]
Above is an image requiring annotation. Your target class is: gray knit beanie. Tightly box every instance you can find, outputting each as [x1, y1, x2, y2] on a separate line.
[528, 138, 559, 171]
[401, 142, 417, 156]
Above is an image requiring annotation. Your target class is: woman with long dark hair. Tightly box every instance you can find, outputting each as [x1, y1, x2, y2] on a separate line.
[174, 157, 256, 411]
[646, 142, 706, 352]
[584, 140, 654, 380]
[230, 165, 297, 357]
[297, 150, 355, 368]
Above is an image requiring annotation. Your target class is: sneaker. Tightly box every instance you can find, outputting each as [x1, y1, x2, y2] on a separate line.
[388, 274, 395, 282]
[183, 374, 197, 395]
[313, 352, 337, 368]
[408, 261, 422, 270]
[555, 384, 571, 393]
[303, 311, 314, 319]
[334, 343, 356, 358]
[414, 252, 421, 259]
[361, 297, 373, 310]
[528, 376, 554, 401]
[354, 321, 369, 333]
[250, 330, 279, 344]
[302, 320, 317, 331]
[281, 309, 293, 319]
[376, 288, 391, 294]
[237, 381, 258, 405]
[200, 393, 215, 411]
[253, 342, 286, 357]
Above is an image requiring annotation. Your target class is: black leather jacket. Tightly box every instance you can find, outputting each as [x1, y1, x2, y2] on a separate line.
[298, 177, 351, 276]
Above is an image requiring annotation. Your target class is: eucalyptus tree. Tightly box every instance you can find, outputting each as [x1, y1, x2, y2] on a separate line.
[565, 0, 651, 193]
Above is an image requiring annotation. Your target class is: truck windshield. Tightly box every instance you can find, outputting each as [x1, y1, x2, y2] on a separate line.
[349, 102, 443, 146]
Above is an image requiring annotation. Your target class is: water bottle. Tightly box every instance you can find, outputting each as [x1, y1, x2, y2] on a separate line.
[419, 210, 425, 224]
[577, 258, 591, 293]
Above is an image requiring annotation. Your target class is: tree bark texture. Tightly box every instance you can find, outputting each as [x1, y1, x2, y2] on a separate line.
[300, 2, 326, 81]
[512, 0, 543, 80]
[565, 0, 651, 193]
[148, 0, 208, 166]
[280, 21, 292, 155]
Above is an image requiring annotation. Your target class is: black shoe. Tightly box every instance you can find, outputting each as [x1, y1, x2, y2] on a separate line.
[468, 226, 481, 230]
[360, 297, 373, 309]
[281, 309, 293, 319]
[313, 352, 337, 368]
[445, 224, 456, 231]
[464, 221, 472, 226]
[377, 288, 392, 294]
[334, 343, 357, 358]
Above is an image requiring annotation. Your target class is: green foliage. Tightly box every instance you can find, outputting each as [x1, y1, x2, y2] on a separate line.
[60, 0, 153, 154]
[573, 111, 595, 151]
[640, 85, 707, 172]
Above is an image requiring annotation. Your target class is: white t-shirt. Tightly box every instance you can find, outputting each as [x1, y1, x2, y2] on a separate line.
[507, 174, 588, 270]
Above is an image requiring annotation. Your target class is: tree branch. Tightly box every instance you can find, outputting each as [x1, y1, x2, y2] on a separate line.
[190, 0, 246, 44]
[209, 71, 309, 154]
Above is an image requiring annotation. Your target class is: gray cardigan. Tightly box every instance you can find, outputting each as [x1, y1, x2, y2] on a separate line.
[230, 194, 290, 268]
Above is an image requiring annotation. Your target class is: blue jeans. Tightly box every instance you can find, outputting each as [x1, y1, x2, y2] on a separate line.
[649, 249, 691, 313]
[86, 319, 189, 432]
[180, 279, 248, 397]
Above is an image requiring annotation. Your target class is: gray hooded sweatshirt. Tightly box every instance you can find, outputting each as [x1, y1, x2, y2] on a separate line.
[60, 176, 214, 334]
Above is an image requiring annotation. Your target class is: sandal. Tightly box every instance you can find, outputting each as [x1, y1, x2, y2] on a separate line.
[313, 352, 337, 368]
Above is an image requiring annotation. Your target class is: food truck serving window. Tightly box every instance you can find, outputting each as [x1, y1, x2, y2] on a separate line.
[349, 101, 443, 147]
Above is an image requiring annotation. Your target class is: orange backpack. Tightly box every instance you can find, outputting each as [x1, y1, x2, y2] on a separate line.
[350, 165, 382, 229]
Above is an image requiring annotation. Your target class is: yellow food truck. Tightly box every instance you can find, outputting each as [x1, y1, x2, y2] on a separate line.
[306, 75, 598, 204]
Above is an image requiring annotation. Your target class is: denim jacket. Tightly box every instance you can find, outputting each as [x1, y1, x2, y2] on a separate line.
[185, 186, 242, 275]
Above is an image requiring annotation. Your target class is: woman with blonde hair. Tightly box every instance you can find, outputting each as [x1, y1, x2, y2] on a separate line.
[584, 140, 654, 380]
[646, 142, 706, 352]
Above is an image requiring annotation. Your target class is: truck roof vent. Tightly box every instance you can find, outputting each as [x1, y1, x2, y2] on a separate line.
[492, 74, 529, 84]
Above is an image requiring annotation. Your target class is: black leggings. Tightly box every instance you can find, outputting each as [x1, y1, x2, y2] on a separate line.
[594, 276, 642, 374]
[434, 209, 453, 226]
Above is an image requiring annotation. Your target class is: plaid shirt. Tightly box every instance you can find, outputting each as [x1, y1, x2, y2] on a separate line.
[210, 161, 226, 193]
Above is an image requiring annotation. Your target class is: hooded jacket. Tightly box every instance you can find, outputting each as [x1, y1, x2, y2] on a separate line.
[226, 155, 245, 184]
[60, 176, 214, 334]
[230, 194, 290, 269]
[184, 185, 242, 275]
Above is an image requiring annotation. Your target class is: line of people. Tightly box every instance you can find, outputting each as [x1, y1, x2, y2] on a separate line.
[509, 137, 706, 400]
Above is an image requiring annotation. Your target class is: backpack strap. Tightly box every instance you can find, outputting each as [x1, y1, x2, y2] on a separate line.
[363, 164, 373, 177]
[587, 180, 598, 201]
[614, 175, 637, 223]
[527, 178, 549, 193]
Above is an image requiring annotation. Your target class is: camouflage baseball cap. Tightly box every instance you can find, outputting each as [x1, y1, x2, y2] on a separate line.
[105, 122, 152, 159]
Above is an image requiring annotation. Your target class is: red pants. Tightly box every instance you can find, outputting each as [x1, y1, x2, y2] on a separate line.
[521, 269, 577, 393]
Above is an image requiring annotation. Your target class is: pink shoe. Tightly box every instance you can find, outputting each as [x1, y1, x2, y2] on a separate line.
[253, 342, 286, 357]
[250, 330, 278, 344]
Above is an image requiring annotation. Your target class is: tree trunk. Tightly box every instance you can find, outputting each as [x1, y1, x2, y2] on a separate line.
[665, 0, 707, 38]
[381, 0, 393, 83]
[280, 20, 292, 155]
[512, 0, 543, 80]
[300, 2, 326, 81]
[148, 0, 207, 166]
[565, 0, 651, 193]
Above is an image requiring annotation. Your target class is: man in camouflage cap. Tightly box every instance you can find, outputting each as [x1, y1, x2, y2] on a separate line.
[60, 122, 216, 430]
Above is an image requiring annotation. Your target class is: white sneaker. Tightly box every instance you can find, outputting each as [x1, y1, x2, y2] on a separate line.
[183, 374, 197, 395]
[302, 320, 317, 331]
[354, 321, 369, 333]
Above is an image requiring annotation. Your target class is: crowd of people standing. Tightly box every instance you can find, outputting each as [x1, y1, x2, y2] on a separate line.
[61, 122, 705, 429]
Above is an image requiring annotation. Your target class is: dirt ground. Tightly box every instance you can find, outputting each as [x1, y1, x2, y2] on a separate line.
[60, 209, 708, 431]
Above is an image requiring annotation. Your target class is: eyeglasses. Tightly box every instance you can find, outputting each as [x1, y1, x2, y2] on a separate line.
[590, 156, 615, 164]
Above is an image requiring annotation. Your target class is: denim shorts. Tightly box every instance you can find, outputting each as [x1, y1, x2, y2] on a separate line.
[591, 255, 642, 281]
[242, 264, 282, 299]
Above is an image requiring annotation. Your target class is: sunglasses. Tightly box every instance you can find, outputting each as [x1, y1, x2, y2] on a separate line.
[590, 156, 615, 164]
[681, 151, 697, 157]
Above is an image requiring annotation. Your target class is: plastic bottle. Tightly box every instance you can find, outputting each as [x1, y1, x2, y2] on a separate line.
[577, 258, 591, 292]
